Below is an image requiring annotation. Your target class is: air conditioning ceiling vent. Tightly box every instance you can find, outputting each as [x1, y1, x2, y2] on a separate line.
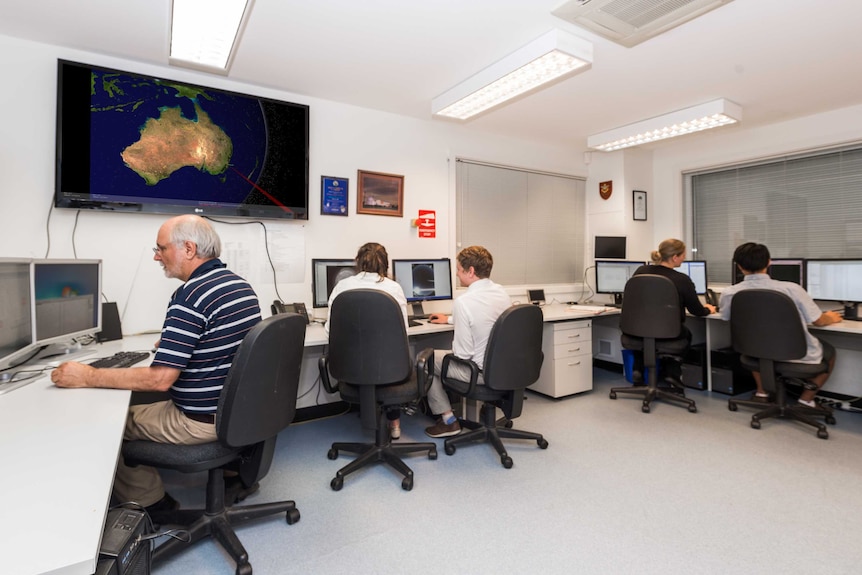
[552, 0, 734, 47]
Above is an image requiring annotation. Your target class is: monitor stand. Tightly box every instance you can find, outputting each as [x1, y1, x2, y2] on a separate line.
[844, 303, 862, 321]
[409, 301, 429, 320]
[610, 293, 623, 308]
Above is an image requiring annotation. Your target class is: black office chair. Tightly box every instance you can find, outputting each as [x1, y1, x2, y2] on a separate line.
[319, 289, 437, 491]
[609, 274, 697, 413]
[727, 289, 836, 439]
[440, 304, 548, 468]
[123, 313, 307, 575]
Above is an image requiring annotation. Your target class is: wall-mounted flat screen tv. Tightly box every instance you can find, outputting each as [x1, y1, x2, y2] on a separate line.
[55, 60, 309, 220]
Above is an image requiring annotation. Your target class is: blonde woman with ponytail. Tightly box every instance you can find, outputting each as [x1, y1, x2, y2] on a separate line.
[628, 239, 715, 385]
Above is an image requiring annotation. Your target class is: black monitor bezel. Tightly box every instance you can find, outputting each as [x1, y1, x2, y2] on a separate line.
[677, 260, 708, 295]
[594, 236, 627, 259]
[310, 258, 356, 308]
[804, 258, 862, 302]
[391, 258, 454, 303]
[594, 260, 644, 295]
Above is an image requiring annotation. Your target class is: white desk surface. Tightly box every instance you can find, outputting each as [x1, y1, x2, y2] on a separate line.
[303, 304, 618, 346]
[1, 307, 618, 574]
[0, 335, 151, 575]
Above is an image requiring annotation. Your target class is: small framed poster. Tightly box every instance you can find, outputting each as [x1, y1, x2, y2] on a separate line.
[357, 170, 404, 217]
[321, 176, 349, 216]
[633, 190, 647, 221]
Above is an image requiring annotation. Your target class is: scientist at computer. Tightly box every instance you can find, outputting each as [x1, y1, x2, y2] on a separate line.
[324, 241, 410, 439]
[630, 238, 715, 386]
[719, 242, 841, 405]
[50, 214, 261, 514]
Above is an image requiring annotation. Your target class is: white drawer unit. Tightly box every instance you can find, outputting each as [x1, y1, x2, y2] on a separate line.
[529, 319, 593, 398]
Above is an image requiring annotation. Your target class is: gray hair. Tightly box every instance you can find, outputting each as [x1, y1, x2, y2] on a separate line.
[169, 215, 221, 259]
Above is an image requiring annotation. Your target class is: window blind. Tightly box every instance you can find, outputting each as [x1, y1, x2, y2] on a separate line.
[456, 159, 585, 285]
[690, 146, 862, 283]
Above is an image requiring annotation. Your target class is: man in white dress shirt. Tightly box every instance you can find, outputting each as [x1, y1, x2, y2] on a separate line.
[425, 246, 511, 438]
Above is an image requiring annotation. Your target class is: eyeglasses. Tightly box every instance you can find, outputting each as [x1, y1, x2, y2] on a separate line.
[152, 245, 169, 255]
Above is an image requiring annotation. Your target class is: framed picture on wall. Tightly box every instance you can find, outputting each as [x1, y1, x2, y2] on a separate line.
[321, 176, 349, 216]
[357, 170, 404, 217]
[633, 190, 647, 221]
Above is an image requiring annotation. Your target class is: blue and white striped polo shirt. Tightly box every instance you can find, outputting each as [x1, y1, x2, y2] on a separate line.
[152, 258, 262, 414]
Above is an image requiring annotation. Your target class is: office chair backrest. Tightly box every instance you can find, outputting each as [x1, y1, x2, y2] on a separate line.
[483, 304, 544, 391]
[620, 274, 681, 339]
[729, 289, 807, 361]
[217, 313, 307, 448]
[327, 289, 412, 385]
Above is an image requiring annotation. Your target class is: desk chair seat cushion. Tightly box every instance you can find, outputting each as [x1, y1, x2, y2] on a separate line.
[123, 439, 241, 474]
[338, 378, 423, 406]
[620, 333, 689, 356]
[738, 355, 827, 379]
[441, 373, 503, 403]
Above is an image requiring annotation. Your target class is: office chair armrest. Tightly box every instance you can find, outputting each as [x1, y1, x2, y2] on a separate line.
[318, 355, 339, 394]
[414, 347, 435, 397]
[441, 353, 480, 395]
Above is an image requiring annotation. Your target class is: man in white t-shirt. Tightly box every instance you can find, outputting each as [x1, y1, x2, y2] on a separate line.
[719, 242, 841, 406]
[425, 246, 511, 438]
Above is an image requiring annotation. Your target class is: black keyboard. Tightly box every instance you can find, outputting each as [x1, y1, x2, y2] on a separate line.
[89, 351, 151, 369]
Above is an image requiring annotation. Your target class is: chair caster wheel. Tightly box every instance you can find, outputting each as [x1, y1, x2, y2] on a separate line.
[688, 405, 697, 413]
[501, 455, 513, 469]
[236, 562, 252, 575]
[642, 403, 651, 413]
[444, 444, 456, 456]
[817, 429, 829, 440]
[538, 438, 549, 449]
[331, 476, 343, 491]
[327, 448, 338, 460]
[609, 391, 617, 399]
[286, 508, 300, 525]
[728, 402, 738, 411]
[750, 419, 761, 430]
[826, 415, 837, 425]
[428, 448, 438, 460]
[504, 420, 513, 429]
[402, 476, 414, 491]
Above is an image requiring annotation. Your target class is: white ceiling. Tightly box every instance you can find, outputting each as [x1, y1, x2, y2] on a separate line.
[3, 0, 861, 152]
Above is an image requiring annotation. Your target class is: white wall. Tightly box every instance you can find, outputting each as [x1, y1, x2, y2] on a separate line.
[0, 34, 586, 334]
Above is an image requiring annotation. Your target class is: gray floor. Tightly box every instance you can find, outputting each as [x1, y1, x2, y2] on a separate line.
[152, 369, 862, 575]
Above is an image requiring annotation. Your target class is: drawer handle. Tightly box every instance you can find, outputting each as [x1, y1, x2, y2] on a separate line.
[567, 361, 581, 366]
[567, 334, 581, 339]
[567, 347, 581, 353]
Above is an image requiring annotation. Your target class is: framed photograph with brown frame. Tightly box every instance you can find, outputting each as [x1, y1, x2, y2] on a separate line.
[357, 170, 404, 217]
[633, 190, 647, 221]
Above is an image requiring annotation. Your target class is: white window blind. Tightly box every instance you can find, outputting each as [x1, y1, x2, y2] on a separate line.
[690, 146, 862, 283]
[456, 159, 585, 285]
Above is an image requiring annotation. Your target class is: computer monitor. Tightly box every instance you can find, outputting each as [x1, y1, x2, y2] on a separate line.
[768, 258, 805, 287]
[311, 259, 356, 308]
[0, 258, 36, 373]
[391, 258, 453, 319]
[594, 236, 627, 259]
[32, 259, 102, 351]
[677, 260, 708, 295]
[595, 260, 644, 307]
[805, 258, 862, 320]
[732, 257, 806, 286]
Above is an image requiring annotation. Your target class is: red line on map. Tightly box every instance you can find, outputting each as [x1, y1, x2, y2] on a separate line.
[230, 166, 293, 213]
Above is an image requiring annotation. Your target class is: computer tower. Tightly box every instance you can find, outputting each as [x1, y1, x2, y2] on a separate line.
[681, 343, 707, 390]
[94, 508, 151, 575]
[710, 347, 756, 396]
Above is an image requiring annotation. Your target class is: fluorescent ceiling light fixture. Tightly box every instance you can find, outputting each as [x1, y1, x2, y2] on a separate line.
[588, 98, 743, 152]
[432, 29, 593, 121]
[170, 0, 252, 73]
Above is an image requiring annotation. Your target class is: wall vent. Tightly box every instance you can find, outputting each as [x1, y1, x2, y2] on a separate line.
[552, 0, 734, 47]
